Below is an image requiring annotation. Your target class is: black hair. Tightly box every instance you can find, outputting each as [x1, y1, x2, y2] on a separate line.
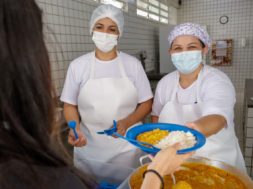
[0, 0, 95, 188]
[199, 39, 206, 48]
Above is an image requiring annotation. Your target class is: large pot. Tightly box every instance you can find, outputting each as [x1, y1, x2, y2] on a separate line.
[128, 156, 253, 189]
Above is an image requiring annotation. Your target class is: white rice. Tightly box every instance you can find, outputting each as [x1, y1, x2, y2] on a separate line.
[154, 131, 196, 150]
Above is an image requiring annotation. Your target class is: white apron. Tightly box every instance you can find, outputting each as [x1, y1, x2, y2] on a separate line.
[74, 52, 143, 179]
[158, 66, 246, 173]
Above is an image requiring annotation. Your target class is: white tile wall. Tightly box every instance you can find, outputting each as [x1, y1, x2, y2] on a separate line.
[178, 0, 253, 152]
[36, 0, 170, 96]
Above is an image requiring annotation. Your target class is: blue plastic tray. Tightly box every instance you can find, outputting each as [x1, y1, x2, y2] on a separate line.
[126, 123, 206, 154]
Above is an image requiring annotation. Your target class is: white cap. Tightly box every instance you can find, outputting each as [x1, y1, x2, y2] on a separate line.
[89, 4, 124, 37]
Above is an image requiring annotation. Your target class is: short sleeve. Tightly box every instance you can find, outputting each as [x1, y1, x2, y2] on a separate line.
[151, 73, 176, 116]
[201, 72, 236, 128]
[60, 64, 80, 105]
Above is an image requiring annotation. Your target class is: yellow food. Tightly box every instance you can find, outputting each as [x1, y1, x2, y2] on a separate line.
[129, 163, 246, 189]
[172, 181, 192, 189]
[136, 129, 169, 145]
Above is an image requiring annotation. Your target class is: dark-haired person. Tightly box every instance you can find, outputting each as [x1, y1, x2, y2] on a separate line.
[151, 23, 246, 172]
[0, 0, 192, 189]
[0, 0, 95, 188]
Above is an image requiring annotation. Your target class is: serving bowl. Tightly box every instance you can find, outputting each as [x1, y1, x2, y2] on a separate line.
[128, 156, 253, 189]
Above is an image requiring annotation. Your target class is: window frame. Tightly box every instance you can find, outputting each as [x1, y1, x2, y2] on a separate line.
[89, 0, 128, 12]
[136, 0, 171, 24]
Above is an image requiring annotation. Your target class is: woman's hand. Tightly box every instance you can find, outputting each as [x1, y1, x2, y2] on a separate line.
[147, 144, 194, 176]
[113, 99, 153, 137]
[68, 128, 87, 147]
[114, 119, 129, 136]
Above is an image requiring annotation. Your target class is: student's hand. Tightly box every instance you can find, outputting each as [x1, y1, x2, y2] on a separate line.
[68, 128, 87, 147]
[147, 144, 194, 177]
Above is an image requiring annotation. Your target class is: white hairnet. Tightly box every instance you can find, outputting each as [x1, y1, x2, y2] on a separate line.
[89, 4, 124, 37]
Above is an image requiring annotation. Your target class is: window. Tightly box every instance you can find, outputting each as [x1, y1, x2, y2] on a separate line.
[168, 5, 177, 25]
[137, 9, 148, 18]
[149, 0, 159, 6]
[160, 2, 168, 11]
[137, 0, 171, 24]
[149, 13, 159, 21]
[90, 0, 128, 11]
[160, 1, 169, 24]
[149, 5, 159, 14]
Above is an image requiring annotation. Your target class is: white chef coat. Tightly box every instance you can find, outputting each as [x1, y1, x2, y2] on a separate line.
[60, 51, 153, 179]
[152, 65, 235, 129]
[152, 65, 246, 172]
[61, 51, 153, 105]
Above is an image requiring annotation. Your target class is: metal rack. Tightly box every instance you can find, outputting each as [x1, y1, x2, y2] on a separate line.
[243, 79, 253, 179]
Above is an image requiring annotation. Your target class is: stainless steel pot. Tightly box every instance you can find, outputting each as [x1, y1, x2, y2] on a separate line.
[128, 156, 253, 189]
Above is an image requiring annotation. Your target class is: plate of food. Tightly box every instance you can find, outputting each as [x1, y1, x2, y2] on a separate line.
[126, 123, 206, 154]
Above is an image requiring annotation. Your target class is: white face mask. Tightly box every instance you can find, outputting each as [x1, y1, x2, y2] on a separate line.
[92, 31, 118, 53]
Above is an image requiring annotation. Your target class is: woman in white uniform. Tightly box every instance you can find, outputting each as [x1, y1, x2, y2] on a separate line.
[151, 23, 246, 172]
[60, 4, 153, 177]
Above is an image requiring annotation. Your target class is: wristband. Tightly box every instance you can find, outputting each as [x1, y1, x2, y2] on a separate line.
[143, 169, 164, 189]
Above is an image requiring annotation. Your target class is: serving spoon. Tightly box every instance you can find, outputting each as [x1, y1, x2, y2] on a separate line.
[97, 120, 159, 150]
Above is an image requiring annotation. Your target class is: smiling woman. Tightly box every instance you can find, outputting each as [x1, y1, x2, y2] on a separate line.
[151, 23, 246, 173]
[60, 3, 153, 179]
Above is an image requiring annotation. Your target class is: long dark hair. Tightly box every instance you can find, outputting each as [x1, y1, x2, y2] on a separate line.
[0, 0, 94, 188]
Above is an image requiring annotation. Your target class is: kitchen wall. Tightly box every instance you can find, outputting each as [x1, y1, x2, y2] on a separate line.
[36, 0, 176, 96]
[178, 0, 253, 146]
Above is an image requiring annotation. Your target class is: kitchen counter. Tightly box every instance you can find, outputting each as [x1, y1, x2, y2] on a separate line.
[146, 71, 168, 92]
[245, 79, 253, 107]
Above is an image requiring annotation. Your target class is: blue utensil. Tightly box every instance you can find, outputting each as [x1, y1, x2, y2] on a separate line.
[97, 120, 159, 150]
[68, 120, 78, 139]
[97, 181, 118, 189]
[112, 132, 159, 151]
[97, 120, 117, 135]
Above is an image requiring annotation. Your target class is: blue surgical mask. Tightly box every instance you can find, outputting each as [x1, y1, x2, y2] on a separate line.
[171, 50, 202, 74]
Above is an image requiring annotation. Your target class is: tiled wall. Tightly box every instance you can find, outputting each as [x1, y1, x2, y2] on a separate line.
[36, 0, 171, 96]
[178, 0, 253, 145]
[37, 0, 253, 166]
